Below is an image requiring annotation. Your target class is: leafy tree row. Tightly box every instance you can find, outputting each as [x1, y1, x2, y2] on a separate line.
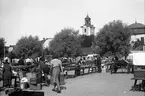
[0, 20, 132, 59]
[13, 35, 43, 58]
[95, 20, 131, 58]
[49, 28, 82, 57]
[49, 20, 131, 58]
[80, 35, 94, 47]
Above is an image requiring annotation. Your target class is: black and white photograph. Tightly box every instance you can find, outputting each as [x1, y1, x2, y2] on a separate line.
[0, 0, 145, 96]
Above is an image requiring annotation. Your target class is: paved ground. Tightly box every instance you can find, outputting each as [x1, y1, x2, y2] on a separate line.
[42, 72, 145, 96]
[0, 71, 145, 96]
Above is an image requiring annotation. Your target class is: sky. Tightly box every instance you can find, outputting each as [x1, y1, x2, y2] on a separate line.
[0, 0, 144, 46]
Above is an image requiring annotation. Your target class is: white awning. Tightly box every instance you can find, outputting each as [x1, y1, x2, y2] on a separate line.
[133, 52, 145, 65]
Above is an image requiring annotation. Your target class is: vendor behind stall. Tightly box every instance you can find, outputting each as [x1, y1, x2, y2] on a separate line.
[39, 57, 50, 86]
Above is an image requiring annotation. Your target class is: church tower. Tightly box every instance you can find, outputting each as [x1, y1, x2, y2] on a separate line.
[81, 15, 95, 36]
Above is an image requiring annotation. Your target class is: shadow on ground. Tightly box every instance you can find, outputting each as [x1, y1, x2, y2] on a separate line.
[60, 85, 67, 90]
[130, 83, 145, 92]
[111, 71, 132, 74]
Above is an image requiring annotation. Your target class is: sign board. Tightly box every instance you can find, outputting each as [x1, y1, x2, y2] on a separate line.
[133, 52, 145, 65]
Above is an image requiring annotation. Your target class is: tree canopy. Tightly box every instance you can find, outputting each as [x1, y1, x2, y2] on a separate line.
[14, 35, 43, 58]
[95, 20, 131, 58]
[0, 37, 5, 59]
[49, 28, 82, 57]
[132, 38, 144, 51]
[80, 35, 94, 47]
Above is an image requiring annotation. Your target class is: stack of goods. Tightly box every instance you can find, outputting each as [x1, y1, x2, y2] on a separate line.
[20, 77, 29, 89]
[5, 87, 22, 96]
[59, 73, 65, 85]
[29, 70, 42, 90]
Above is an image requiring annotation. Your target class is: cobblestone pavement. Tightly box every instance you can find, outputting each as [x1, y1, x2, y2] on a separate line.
[0, 71, 145, 96]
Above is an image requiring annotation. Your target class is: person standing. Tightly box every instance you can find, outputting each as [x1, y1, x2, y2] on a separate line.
[75, 58, 81, 76]
[50, 57, 63, 93]
[114, 56, 118, 73]
[3, 58, 12, 88]
[39, 57, 49, 86]
[97, 55, 102, 73]
[18, 57, 25, 65]
[94, 56, 97, 67]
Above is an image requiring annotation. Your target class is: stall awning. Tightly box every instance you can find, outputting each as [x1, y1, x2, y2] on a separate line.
[133, 52, 145, 66]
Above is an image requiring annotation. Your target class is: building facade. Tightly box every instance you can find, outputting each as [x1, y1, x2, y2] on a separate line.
[81, 15, 95, 36]
[129, 21, 145, 51]
[129, 21, 145, 43]
[43, 38, 53, 48]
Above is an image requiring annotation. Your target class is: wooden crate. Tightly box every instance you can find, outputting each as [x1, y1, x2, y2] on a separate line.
[29, 84, 42, 90]
[134, 70, 145, 79]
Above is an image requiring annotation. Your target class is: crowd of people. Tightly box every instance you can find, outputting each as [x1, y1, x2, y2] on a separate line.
[0, 55, 65, 93]
[0, 54, 103, 94]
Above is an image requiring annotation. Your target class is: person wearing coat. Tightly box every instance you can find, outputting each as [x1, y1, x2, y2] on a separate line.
[75, 58, 81, 76]
[3, 58, 12, 88]
[39, 57, 50, 86]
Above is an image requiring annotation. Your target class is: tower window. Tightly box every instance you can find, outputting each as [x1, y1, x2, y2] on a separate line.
[84, 29, 86, 33]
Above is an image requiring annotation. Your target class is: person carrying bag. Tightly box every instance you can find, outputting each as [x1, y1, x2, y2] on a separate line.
[50, 57, 63, 93]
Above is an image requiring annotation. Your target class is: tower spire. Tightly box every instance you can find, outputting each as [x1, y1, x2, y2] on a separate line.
[87, 12, 88, 16]
[135, 18, 137, 23]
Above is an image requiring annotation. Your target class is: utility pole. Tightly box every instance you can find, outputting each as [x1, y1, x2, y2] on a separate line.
[3, 42, 6, 59]
[91, 34, 96, 53]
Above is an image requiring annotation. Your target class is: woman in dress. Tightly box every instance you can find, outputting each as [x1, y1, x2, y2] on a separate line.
[50, 57, 63, 93]
[3, 58, 12, 88]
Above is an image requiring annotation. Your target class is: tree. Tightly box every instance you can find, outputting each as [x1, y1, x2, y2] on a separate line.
[14, 35, 43, 58]
[80, 35, 94, 47]
[0, 37, 5, 59]
[132, 39, 143, 51]
[95, 20, 131, 58]
[49, 28, 82, 57]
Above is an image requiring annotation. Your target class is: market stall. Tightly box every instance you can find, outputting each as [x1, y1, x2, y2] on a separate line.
[131, 52, 145, 91]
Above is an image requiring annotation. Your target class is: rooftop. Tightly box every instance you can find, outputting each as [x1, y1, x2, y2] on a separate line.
[128, 22, 145, 29]
[129, 22, 145, 35]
